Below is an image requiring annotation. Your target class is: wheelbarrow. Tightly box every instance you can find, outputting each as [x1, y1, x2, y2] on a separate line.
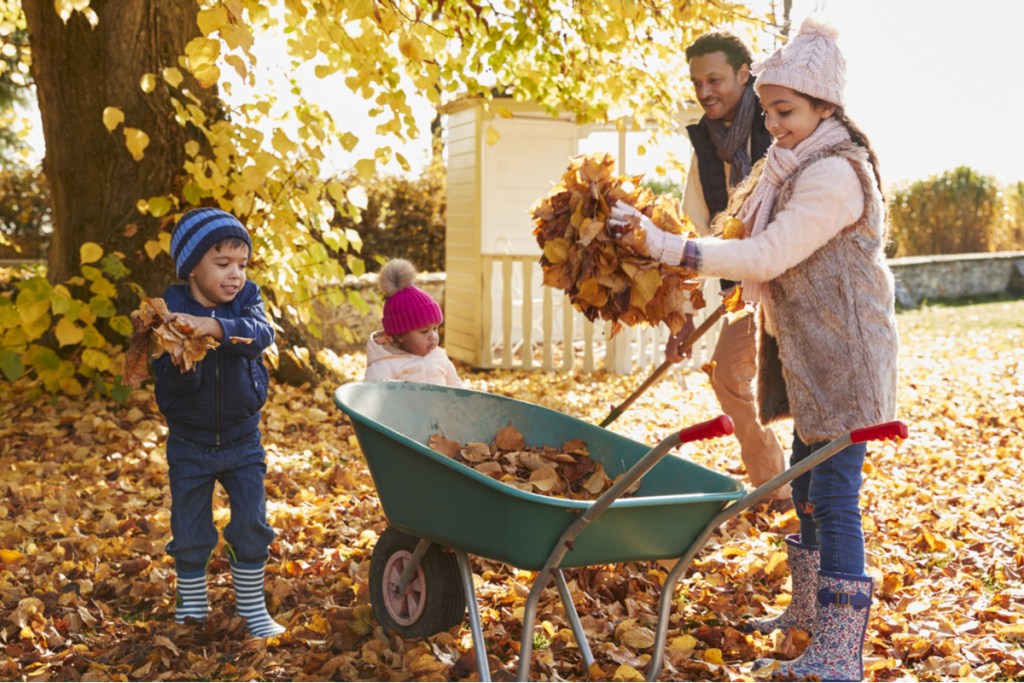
[333, 381, 906, 681]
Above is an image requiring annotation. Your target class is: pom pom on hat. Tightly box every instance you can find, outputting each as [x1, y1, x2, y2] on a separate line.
[379, 259, 443, 336]
[171, 207, 252, 279]
[753, 16, 847, 107]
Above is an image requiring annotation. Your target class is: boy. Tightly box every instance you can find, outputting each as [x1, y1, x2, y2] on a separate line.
[154, 207, 284, 638]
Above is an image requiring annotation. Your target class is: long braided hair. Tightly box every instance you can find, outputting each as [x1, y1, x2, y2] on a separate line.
[805, 97, 885, 202]
[834, 108, 884, 202]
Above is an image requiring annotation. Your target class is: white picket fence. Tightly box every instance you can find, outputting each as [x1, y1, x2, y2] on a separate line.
[479, 254, 723, 374]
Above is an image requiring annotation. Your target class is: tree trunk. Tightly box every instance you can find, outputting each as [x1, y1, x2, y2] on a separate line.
[22, 0, 215, 299]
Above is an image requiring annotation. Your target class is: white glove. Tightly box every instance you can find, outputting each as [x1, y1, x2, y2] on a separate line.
[608, 200, 685, 265]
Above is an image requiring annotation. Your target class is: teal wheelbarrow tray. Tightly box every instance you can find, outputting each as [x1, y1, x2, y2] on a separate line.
[333, 381, 907, 681]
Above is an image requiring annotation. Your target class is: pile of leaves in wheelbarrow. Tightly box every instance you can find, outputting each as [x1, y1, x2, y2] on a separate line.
[530, 152, 704, 337]
[429, 425, 629, 499]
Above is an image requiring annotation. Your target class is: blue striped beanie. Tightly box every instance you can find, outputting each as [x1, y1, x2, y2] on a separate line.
[170, 208, 252, 279]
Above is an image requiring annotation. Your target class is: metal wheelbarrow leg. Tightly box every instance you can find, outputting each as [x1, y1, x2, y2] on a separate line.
[516, 415, 738, 681]
[645, 420, 908, 681]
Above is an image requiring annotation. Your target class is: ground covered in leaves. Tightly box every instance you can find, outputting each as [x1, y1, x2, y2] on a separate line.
[1, 297, 1022, 681]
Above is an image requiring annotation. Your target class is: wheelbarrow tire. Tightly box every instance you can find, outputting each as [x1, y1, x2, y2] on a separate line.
[369, 527, 466, 638]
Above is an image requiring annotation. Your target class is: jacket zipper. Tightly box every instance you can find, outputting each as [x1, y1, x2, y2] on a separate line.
[213, 310, 221, 447]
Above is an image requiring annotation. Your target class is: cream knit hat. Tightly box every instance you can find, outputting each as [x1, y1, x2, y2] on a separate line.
[753, 17, 846, 107]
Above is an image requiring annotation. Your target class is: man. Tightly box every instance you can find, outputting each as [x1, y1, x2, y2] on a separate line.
[673, 32, 790, 502]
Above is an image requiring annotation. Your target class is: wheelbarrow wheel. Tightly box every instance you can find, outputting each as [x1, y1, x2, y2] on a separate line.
[369, 527, 466, 638]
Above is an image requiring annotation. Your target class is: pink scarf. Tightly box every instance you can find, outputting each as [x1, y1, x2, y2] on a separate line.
[736, 117, 850, 303]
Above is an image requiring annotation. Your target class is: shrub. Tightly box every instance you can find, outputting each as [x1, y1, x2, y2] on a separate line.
[641, 177, 683, 200]
[994, 181, 1024, 252]
[888, 166, 1000, 257]
[0, 164, 51, 260]
[332, 154, 446, 273]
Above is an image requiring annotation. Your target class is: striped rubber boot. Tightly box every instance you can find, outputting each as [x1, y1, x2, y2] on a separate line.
[775, 571, 873, 682]
[745, 534, 819, 635]
[174, 569, 209, 623]
[229, 561, 286, 638]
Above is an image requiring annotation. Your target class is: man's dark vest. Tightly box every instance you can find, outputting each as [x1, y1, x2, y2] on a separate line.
[686, 99, 773, 219]
[686, 97, 772, 288]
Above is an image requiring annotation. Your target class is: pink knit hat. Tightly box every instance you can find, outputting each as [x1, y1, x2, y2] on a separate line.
[379, 259, 443, 336]
[753, 17, 846, 107]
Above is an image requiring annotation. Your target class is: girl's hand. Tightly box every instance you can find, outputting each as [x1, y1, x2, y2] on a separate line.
[172, 313, 224, 340]
[609, 200, 685, 265]
[609, 201, 654, 256]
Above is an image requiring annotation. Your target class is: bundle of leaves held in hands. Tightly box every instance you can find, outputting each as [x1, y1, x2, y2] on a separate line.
[123, 297, 220, 387]
[429, 424, 636, 500]
[530, 152, 704, 336]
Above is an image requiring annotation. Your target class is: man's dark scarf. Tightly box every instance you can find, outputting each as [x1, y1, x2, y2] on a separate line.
[704, 80, 758, 186]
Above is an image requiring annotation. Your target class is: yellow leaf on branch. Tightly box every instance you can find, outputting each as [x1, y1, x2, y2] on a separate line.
[184, 36, 221, 88]
[54, 318, 84, 347]
[197, 5, 229, 36]
[139, 73, 156, 93]
[162, 67, 184, 88]
[102, 106, 124, 132]
[398, 32, 425, 62]
[79, 242, 103, 264]
[123, 128, 150, 161]
[272, 129, 297, 156]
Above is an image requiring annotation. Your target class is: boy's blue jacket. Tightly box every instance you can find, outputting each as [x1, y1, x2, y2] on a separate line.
[154, 280, 274, 447]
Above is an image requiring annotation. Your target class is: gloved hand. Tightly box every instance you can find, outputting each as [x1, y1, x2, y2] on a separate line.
[608, 200, 685, 265]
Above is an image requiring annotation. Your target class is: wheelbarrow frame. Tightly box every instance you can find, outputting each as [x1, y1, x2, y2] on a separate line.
[334, 382, 906, 681]
[518, 420, 906, 681]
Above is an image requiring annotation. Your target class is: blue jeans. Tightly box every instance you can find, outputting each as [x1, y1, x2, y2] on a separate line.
[790, 430, 867, 576]
[165, 430, 275, 572]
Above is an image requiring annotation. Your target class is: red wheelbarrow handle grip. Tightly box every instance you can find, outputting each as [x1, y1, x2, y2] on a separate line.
[677, 415, 735, 444]
[850, 420, 908, 443]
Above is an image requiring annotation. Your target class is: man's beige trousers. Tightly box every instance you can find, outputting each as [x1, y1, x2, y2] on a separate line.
[709, 314, 791, 500]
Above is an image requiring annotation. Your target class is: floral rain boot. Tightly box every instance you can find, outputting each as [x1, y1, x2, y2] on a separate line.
[770, 571, 873, 682]
[746, 534, 819, 635]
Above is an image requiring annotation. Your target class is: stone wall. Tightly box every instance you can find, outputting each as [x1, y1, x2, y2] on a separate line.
[889, 251, 1024, 307]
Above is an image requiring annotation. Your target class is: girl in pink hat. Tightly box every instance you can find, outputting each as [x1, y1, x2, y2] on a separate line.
[613, 17, 898, 681]
[364, 259, 463, 387]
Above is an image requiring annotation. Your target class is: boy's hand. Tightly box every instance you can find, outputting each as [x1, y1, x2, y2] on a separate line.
[172, 313, 224, 341]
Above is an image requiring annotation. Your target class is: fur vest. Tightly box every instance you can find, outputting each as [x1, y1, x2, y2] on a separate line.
[724, 142, 899, 443]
